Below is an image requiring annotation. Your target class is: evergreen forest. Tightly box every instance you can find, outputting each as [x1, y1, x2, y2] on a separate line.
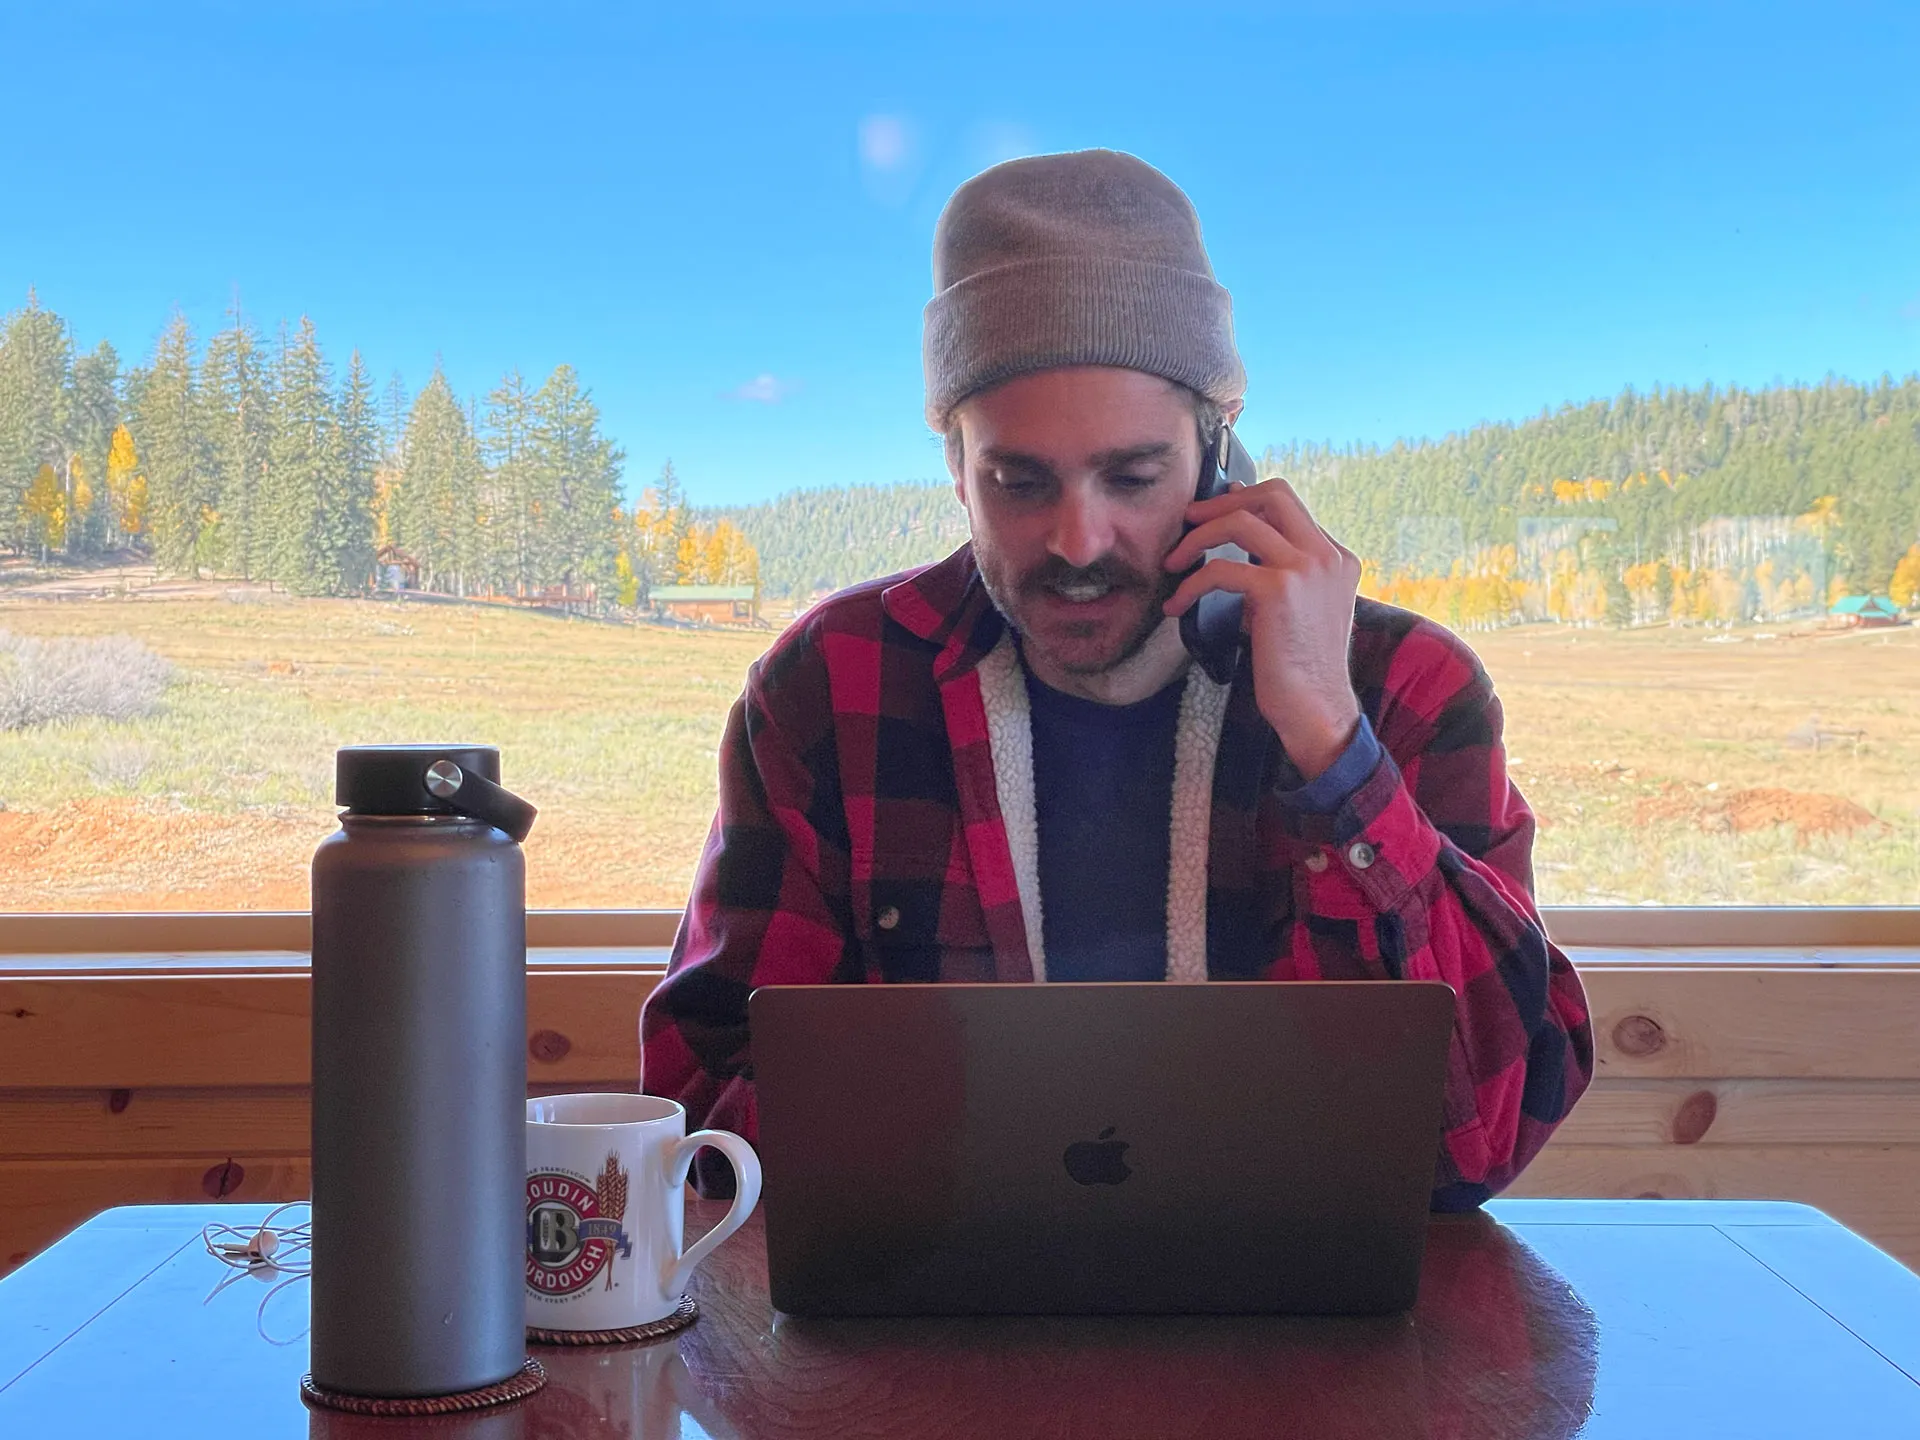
[0, 294, 756, 605]
[4, 291, 1918, 627]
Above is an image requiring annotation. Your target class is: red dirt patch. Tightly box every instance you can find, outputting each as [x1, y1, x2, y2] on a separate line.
[0, 797, 320, 909]
[1721, 787, 1884, 835]
[0, 796, 705, 912]
[1633, 784, 1883, 837]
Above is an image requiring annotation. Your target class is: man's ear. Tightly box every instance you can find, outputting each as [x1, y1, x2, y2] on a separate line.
[1223, 399, 1245, 428]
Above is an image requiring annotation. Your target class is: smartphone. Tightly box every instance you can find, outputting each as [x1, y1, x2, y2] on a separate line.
[1177, 424, 1260, 684]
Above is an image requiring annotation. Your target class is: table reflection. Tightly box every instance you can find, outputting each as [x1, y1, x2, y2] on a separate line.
[306, 1339, 731, 1440]
[674, 1211, 1597, 1440]
[295, 1213, 1594, 1440]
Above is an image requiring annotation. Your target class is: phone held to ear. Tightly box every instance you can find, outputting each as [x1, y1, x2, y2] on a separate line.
[1177, 425, 1260, 685]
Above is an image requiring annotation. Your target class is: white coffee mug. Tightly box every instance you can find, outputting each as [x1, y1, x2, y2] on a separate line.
[525, 1093, 761, 1332]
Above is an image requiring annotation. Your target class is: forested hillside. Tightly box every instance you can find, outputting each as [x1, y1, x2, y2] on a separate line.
[704, 482, 968, 600]
[717, 378, 1920, 620]
[1276, 377, 1920, 626]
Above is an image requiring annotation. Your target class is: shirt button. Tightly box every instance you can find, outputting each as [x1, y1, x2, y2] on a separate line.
[876, 906, 901, 931]
[1347, 841, 1377, 871]
[1304, 851, 1330, 874]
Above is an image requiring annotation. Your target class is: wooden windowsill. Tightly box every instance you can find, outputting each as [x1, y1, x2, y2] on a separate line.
[3, 944, 1920, 978]
[2, 906, 1917, 964]
[0, 947, 674, 976]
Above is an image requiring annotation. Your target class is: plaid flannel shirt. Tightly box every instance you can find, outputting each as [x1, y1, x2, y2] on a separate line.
[641, 544, 1593, 1206]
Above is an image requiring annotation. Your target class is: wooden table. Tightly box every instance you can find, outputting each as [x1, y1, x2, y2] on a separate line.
[2, 1198, 1917, 1438]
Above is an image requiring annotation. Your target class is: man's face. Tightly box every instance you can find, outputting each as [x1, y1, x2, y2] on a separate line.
[951, 367, 1203, 678]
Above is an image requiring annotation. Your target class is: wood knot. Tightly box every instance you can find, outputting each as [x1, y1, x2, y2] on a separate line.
[528, 1029, 572, 1064]
[1611, 1013, 1667, 1057]
[1671, 1089, 1718, 1145]
[108, 1089, 131, 1115]
[202, 1160, 246, 1198]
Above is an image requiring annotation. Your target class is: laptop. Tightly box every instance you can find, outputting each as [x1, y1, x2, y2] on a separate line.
[749, 980, 1456, 1317]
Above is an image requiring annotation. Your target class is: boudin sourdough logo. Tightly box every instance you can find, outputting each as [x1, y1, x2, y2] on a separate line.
[526, 1151, 633, 1296]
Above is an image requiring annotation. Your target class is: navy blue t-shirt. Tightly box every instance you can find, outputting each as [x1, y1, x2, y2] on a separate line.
[1026, 666, 1385, 983]
[1026, 670, 1184, 982]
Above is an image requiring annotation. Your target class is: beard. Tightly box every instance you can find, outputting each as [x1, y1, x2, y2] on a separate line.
[975, 547, 1182, 677]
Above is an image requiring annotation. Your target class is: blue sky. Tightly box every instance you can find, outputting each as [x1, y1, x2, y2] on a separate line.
[2, 2, 1916, 505]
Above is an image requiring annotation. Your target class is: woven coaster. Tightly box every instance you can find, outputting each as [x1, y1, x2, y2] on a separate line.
[300, 1357, 547, 1415]
[527, 1294, 698, 1346]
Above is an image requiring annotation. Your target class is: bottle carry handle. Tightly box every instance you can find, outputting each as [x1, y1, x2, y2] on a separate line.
[423, 760, 539, 842]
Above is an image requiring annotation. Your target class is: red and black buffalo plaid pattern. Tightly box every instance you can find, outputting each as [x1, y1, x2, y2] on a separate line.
[642, 545, 1594, 1207]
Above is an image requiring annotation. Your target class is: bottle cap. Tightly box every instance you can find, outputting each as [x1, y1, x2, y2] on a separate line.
[334, 745, 536, 841]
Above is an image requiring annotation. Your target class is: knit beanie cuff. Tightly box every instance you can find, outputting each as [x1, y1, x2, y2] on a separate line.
[923, 254, 1243, 431]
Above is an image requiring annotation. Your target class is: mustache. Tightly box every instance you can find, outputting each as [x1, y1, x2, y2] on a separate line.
[1018, 556, 1157, 596]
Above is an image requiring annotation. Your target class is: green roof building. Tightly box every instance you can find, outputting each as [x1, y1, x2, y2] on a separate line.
[1829, 594, 1902, 625]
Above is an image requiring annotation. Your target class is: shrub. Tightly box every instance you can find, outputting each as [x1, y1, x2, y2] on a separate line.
[0, 632, 174, 730]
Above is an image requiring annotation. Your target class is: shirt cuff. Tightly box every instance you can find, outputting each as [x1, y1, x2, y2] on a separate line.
[1279, 715, 1383, 813]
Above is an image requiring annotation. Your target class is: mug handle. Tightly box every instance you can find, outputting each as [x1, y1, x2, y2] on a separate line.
[662, 1129, 762, 1299]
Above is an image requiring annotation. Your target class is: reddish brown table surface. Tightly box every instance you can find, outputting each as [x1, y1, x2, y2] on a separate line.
[2, 1197, 1918, 1437]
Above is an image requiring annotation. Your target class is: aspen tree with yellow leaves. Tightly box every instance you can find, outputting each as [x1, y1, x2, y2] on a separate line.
[1890, 545, 1920, 611]
[22, 463, 65, 555]
[105, 424, 146, 543]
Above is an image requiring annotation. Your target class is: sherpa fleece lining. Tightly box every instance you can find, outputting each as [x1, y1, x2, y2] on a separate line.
[975, 634, 1231, 982]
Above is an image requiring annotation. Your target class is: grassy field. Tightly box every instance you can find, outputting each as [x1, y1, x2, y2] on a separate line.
[1, 585, 1916, 910]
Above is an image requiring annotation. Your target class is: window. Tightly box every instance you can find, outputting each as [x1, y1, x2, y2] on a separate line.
[1, 8, 1915, 917]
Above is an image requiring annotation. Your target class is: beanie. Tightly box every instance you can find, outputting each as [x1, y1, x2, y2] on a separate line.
[922, 148, 1245, 431]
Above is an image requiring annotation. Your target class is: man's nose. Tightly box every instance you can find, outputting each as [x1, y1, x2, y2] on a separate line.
[1046, 487, 1116, 570]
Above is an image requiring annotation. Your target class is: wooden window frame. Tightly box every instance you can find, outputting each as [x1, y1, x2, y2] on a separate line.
[2, 906, 1918, 959]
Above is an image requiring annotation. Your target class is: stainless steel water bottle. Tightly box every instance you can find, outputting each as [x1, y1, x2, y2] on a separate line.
[310, 744, 539, 1398]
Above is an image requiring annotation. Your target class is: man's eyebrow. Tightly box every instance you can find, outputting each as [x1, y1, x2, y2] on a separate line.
[976, 441, 1177, 476]
[1089, 442, 1176, 471]
[977, 446, 1057, 479]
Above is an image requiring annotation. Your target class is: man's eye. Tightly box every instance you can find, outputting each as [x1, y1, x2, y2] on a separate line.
[1112, 474, 1157, 491]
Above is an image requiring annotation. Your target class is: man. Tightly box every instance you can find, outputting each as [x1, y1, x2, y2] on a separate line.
[642, 149, 1593, 1207]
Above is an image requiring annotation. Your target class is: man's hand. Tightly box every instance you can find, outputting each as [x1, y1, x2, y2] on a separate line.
[1162, 476, 1363, 780]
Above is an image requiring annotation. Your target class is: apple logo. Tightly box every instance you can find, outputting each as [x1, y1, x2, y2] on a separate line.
[1062, 1127, 1131, 1186]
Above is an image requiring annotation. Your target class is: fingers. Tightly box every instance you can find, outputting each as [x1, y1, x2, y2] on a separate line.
[1163, 539, 1362, 617]
[1163, 508, 1301, 575]
[1162, 556, 1271, 618]
[1187, 475, 1331, 555]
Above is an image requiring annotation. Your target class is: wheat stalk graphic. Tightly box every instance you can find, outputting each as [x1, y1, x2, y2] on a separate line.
[596, 1150, 629, 1291]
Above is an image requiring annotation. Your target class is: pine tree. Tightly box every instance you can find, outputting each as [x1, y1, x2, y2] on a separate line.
[388, 366, 483, 594]
[60, 341, 118, 556]
[482, 370, 538, 593]
[132, 311, 210, 574]
[332, 351, 379, 593]
[201, 313, 272, 578]
[0, 292, 72, 554]
[528, 365, 623, 596]
[381, 371, 409, 454]
[265, 317, 338, 593]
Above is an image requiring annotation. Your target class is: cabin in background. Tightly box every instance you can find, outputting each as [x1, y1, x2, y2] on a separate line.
[1829, 594, 1904, 628]
[651, 584, 759, 625]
